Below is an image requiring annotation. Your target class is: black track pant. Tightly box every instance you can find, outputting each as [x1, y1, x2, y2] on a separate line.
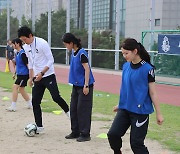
[107, 109, 149, 154]
[70, 85, 93, 136]
[32, 74, 69, 127]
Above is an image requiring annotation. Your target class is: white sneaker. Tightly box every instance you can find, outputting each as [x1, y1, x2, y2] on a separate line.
[6, 106, 16, 112]
[27, 103, 32, 109]
[65, 111, 70, 119]
[36, 127, 44, 134]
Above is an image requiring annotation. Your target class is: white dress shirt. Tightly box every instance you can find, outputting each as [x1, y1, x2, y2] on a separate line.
[23, 37, 55, 77]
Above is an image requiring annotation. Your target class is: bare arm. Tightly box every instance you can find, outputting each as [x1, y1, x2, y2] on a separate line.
[12, 64, 16, 80]
[149, 82, 164, 125]
[82, 63, 90, 95]
[28, 69, 34, 87]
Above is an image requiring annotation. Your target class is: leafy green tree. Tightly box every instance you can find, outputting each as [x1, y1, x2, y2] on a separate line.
[0, 10, 19, 44]
[35, 9, 68, 47]
[21, 15, 31, 28]
[155, 54, 180, 76]
[10, 16, 19, 39]
[0, 10, 19, 57]
[35, 13, 48, 41]
[0, 11, 7, 45]
[71, 28, 88, 48]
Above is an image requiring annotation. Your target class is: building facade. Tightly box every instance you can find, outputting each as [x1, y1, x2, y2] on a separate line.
[1, 0, 180, 44]
[70, 0, 125, 37]
[10, 0, 66, 20]
[0, 0, 12, 14]
[70, 0, 180, 43]
[125, 0, 180, 43]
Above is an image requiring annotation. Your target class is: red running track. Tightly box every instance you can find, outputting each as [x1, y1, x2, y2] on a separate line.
[0, 58, 179, 106]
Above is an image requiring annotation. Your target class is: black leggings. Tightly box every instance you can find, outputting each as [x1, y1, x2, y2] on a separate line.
[107, 109, 149, 154]
[32, 74, 69, 127]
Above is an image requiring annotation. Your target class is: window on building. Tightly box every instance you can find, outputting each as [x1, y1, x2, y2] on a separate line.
[155, 19, 160, 26]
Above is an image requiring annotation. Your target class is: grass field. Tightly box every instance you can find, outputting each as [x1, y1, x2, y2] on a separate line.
[0, 71, 179, 152]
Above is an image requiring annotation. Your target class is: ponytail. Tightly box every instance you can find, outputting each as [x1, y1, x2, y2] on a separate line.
[62, 33, 82, 48]
[74, 38, 82, 48]
[138, 42, 155, 68]
[138, 43, 150, 63]
[121, 38, 154, 68]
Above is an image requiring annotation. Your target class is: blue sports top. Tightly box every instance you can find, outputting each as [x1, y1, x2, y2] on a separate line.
[16, 49, 29, 75]
[118, 61, 154, 114]
[69, 48, 95, 86]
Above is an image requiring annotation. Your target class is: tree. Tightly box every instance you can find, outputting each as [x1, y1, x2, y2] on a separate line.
[0, 10, 7, 44]
[21, 15, 31, 28]
[35, 9, 67, 47]
[0, 10, 19, 44]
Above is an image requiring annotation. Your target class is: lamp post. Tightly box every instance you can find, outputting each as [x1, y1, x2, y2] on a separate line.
[66, 0, 70, 65]
[48, 0, 52, 47]
[88, 0, 93, 67]
[150, 0, 155, 51]
[115, 0, 120, 70]
[7, 0, 10, 40]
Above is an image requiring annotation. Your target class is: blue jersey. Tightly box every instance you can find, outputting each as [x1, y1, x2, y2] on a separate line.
[118, 62, 154, 114]
[69, 48, 95, 86]
[16, 49, 29, 75]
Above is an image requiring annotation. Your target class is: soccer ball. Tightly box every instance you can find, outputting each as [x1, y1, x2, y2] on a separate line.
[24, 123, 37, 137]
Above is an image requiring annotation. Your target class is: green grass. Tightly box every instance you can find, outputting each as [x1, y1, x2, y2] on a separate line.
[0, 71, 179, 152]
[147, 104, 180, 152]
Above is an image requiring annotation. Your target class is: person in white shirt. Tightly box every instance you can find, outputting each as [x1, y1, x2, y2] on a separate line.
[18, 26, 70, 133]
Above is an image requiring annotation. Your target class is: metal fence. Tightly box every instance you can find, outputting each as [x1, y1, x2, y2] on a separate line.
[0, 45, 179, 77]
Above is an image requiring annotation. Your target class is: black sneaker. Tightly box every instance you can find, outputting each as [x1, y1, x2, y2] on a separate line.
[76, 136, 91, 142]
[65, 133, 80, 139]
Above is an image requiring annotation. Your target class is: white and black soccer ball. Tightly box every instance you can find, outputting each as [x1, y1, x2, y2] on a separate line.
[24, 123, 37, 137]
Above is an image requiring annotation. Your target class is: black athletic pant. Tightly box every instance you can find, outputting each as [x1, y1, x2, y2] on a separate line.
[70, 85, 93, 136]
[32, 74, 69, 127]
[107, 109, 149, 154]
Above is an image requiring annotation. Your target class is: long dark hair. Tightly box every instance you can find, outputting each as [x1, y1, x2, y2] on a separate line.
[62, 33, 82, 48]
[12, 38, 23, 49]
[121, 38, 154, 67]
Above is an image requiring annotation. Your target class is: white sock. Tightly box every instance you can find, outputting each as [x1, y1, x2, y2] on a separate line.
[65, 111, 70, 118]
[27, 100, 32, 106]
[12, 102, 16, 107]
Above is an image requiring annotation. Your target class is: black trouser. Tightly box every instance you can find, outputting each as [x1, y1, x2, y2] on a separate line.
[70, 85, 93, 136]
[32, 74, 69, 127]
[107, 109, 149, 154]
